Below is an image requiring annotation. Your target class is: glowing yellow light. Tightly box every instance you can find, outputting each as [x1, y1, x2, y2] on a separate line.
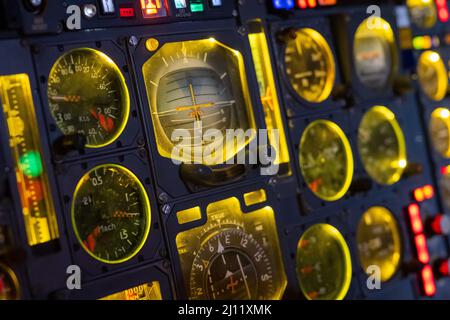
[100, 282, 162, 300]
[417, 50, 448, 101]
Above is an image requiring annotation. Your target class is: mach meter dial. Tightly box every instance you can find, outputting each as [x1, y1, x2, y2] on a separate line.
[47, 48, 130, 148]
[143, 38, 254, 164]
[358, 106, 407, 185]
[296, 224, 352, 300]
[417, 51, 448, 101]
[190, 228, 273, 300]
[353, 17, 396, 89]
[176, 197, 286, 300]
[430, 108, 450, 158]
[284, 28, 335, 103]
[299, 120, 354, 201]
[72, 164, 151, 263]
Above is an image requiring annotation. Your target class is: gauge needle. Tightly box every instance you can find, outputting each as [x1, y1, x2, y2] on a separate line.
[84, 226, 100, 252]
[49, 95, 81, 103]
[236, 254, 251, 299]
[90, 109, 115, 133]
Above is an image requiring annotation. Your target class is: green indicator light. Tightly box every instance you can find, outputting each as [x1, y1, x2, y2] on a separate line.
[190, 1, 204, 12]
[19, 151, 43, 178]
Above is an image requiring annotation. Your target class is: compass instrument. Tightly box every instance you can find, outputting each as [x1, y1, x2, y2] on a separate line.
[353, 17, 396, 89]
[72, 164, 151, 264]
[47, 48, 130, 148]
[407, 0, 437, 29]
[358, 106, 407, 185]
[299, 120, 354, 201]
[176, 196, 286, 300]
[142, 38, 255, 164]
[296, 224, 352, 300]
[357, 207, 402, 282]
[284, 28, 335, 103]
[0, 264, 20, 300]
[430, 108, 450, 158]
[417, 50, 448, 101]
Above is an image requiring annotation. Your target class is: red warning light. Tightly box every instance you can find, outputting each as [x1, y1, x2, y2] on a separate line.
[421, 265, 436, 296]
[298, 0, 317, 8]
[408, 203, 424, 234]
[415, 234, 430, 264]
[119, 6, 135, 18]
[140, 0, 169, 18]
[436, 0, 450, 22]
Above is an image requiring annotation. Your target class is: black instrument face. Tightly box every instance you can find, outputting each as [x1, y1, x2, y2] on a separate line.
[47, 48, 130, 148]
[72, 164, 151, 264]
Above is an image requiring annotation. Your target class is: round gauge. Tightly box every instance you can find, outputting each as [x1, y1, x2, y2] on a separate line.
[143, 39, 255, 164]
[296, 224, 352, 300]
[407, 0, 437, 29]
[190, 228, 275, 300]
[47, 48, 130, 148]
[358, 106, 407, 185]
[430, 108, 450, 158]
[299, 120, 354, 201]
[417, 51, 448, 101]
[357, 207, 402, 282]
[284, 28, 335, 103]
[0, 264, 20, 300]
[72, 164, 151, 264]
[353, 17, 396, 89]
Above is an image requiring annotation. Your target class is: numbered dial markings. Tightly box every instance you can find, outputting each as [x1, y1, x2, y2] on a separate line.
[72, 164, 151, 263]
[284, 28, 335, 103]
[190, 228, 275, 300]
[48, 48, 130, 148]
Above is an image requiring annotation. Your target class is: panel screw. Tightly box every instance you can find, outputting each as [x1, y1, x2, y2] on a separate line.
[83, 4, 97, 18]
[129, 36, 139, 47]
[158, 192, 169, 203]
[161, 204, 171, 215]
[269, 177, 277, 186]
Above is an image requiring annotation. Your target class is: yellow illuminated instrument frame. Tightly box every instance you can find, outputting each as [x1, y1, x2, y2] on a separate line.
[142, 38, 256, 165]
[100, 281, 162, 300]
[296, 224, 352, 300]
[430, 107, 450, 158]
[357, 206, 402, 282]
[176, 195, 287, 300]
[417, 50, 448, 101]
[358, 106, 407, 185]
[0, 263, 20, 300]
[353, 17, 397, 88]
[47, 48, 130, 149]
[299, 120, 354, 201]
[248, 21, 291, 172]
[0, 74, 59, 246]
[71, 164, 151, 264]
[284, 28, 335, 103]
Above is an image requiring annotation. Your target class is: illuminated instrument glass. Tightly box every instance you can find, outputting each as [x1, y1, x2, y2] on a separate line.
[353, 17, 396, 89]
[0, 263, 20, 300]
[407, 0, 437, 29]
[284, 28, 335, 103]
[417, 50, 448, 101]
[248, 22, 290, 172]
[142, 38, 255, 165]
[72, 164, 151, 264]
[357, 207, 402, 282]
[176, 196, 286, 300]
[100, 282, 162, 300]
[430, 108, 450, 158]
[140, 0, 169, 18]
[296, 224, 352, 300]
[358, 106, 407, 185]
[47, 48, 130, 148]
[0, 74, 59, 246]
[299, 120, 353, 201]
